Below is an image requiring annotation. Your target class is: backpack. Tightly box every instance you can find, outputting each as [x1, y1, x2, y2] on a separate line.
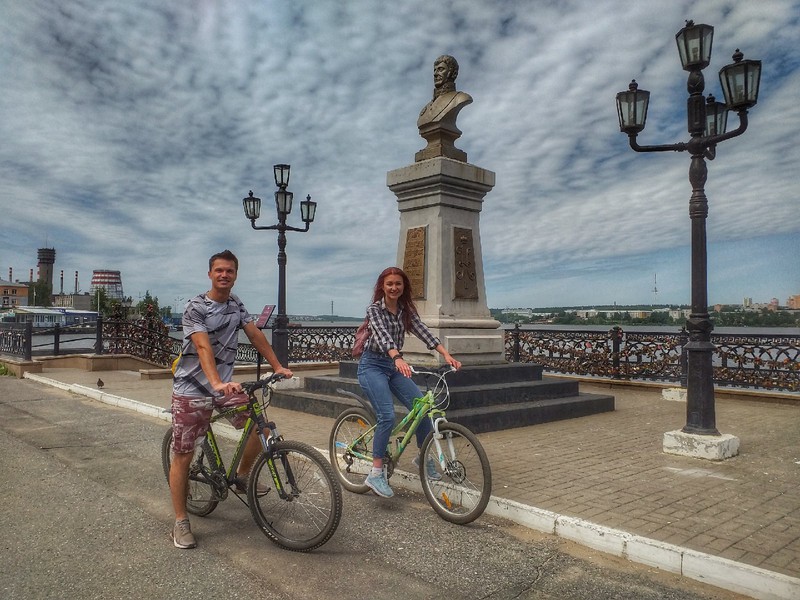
[352, 318, 369, 358]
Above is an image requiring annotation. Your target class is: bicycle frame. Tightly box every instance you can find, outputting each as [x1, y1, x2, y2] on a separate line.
[345, 387, 450, 469]
[198, 387, 295, 501]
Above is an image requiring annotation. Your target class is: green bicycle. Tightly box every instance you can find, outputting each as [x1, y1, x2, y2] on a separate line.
[162, 373, 342, 552]
[329, 365, 492, 525]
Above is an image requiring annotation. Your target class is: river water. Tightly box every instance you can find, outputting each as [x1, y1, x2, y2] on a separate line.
[31, 322, 799, 354]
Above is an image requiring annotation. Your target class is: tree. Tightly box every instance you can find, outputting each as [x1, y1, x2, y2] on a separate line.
[28, 281, 52, 307]
[136, 290, 160, 316]
[91, 288, 112, 316]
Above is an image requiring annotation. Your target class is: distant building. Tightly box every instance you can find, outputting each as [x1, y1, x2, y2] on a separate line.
[744, 299, 783, 312]
[1, 306, 65, 328]
[627, 310, 651, 319]
[52, 293, 93, 311]
[788, 294, 800, 310]
[37, 247, 56, 288]
[1, 278, 28, 308]
[52, 308, 98, 325]
[669, 309, 691, 320]
[91, 270, 124, 301]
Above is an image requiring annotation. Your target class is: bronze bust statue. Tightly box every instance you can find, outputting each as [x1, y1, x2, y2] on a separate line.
[418, 55, 473, 128]
[415, 55, 472, 162]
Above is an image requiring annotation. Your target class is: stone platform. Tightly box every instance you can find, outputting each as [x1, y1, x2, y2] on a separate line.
[270, 361, 615, 433]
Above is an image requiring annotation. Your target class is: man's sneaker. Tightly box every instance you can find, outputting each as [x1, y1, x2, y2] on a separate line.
[172, 519, 197, 549]
[232, 475, 270, 495]
[365, 471, 394, 498]
[412, 455, 442, 481]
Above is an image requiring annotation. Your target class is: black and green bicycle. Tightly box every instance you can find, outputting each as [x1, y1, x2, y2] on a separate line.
[162, 373, 342, 552]
[329, 365, 492, 525]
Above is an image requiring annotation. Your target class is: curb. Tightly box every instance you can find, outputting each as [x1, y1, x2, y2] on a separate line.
[24, 373, 800, 600]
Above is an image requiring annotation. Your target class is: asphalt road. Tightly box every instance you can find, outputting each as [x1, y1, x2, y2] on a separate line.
[0, 377, 748, 600]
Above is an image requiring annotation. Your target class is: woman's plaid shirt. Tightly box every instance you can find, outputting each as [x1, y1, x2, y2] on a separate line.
[364, 299, 440, 355]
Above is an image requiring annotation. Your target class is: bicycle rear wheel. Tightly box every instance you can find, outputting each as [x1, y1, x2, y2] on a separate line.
[248, 440, 342, 552]
[161, 427, 219, 517]
[419, 422, 492, 525]
[329, 407, 374, 494]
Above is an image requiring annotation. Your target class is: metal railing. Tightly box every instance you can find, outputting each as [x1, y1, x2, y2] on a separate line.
[506, 324, 798, 392]
[279, 324, 797, 393]
[0, 322, 33, 360]
[3, 319, 797, 392]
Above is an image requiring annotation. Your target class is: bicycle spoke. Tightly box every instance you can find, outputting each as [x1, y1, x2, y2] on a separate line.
[249, 441, 342, 552]
[421, 423, 491, 525]
[329, 408, 374, 493]
[161, 427, 220, 517]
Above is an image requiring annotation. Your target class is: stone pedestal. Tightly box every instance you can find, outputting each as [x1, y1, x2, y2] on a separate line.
[415, 121, 468, 162]
[387, 157, 505, 365]
[663, 430, 740, 461]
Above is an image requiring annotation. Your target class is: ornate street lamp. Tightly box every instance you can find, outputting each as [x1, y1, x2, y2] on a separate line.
[243, 164, 317, 367]
[616, 21, 761, 448]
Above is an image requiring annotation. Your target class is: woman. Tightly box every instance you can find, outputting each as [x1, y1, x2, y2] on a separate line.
[357, 267, 461, 498]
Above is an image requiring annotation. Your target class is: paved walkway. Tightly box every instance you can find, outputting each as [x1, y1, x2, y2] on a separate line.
[22, 366, 800, 600]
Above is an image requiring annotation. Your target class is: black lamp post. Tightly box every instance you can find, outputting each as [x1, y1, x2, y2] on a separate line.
[243, 164, 317, 367]
[616, 21, 761, 436]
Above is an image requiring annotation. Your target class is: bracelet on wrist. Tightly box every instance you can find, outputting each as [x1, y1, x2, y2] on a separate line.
[392, 353, 404, 362]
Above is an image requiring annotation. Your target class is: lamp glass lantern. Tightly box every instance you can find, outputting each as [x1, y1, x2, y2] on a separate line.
[243, 191, 261, 220]
[300, 194, 317, 223]
[274, 189, 294, 215]
[616, 80, 650, 134]
[274, 163, 291, 188]
[719, 51, 761, 110]
[676, 21, 714, 70]
[704, 95, 728, 137]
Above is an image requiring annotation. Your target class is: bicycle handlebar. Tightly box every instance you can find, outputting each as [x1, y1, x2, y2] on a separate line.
[409, 365, 457, 377]
[240, 373, 287, 395]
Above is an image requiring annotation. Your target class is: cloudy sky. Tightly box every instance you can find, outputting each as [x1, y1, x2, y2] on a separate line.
[1, 0, 798, 318]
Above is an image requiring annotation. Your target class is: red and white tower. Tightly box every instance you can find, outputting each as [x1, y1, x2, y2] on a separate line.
[90, 270, 124, 301]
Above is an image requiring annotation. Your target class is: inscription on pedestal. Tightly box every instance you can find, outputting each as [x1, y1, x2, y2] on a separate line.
[454, 227, 478, 299]
[403, 226, 426, 299]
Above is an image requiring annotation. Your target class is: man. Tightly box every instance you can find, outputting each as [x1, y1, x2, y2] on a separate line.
[169, 249, 292, 549]
[417, 54, 473, 129]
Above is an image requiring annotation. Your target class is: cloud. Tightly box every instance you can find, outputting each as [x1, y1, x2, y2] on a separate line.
[1, 0, 798, 318]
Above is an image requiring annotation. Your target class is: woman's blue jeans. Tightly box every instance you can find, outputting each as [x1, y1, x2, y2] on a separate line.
[357, 350, 432, 462]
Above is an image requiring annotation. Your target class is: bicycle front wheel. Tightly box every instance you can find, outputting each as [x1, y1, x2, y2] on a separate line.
[249, 440, 342, 552]
[329, 407, 374, 494]
[419, 422, 492, 525]
[161, 427, 219, 517]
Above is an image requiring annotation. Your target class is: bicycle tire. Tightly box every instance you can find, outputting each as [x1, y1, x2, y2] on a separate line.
[161, 427, 219, 517]
[248, 440, 342, 552]
[329, 407, 374, 494]
[419, 422, 492, 525]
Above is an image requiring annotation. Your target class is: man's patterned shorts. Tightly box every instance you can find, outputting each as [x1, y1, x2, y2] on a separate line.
[170, 392, 250, 454]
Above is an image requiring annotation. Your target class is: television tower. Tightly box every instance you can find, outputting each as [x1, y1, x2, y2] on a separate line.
[652, 273, 658, 306]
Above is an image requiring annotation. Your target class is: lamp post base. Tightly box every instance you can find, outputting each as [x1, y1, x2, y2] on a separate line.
[662, 387, 687, 402]
[663, 429, 740, 461]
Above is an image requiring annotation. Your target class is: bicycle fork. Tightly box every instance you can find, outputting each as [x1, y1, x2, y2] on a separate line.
[258, 420, 299, 502]
[430, 417, 459, 481]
